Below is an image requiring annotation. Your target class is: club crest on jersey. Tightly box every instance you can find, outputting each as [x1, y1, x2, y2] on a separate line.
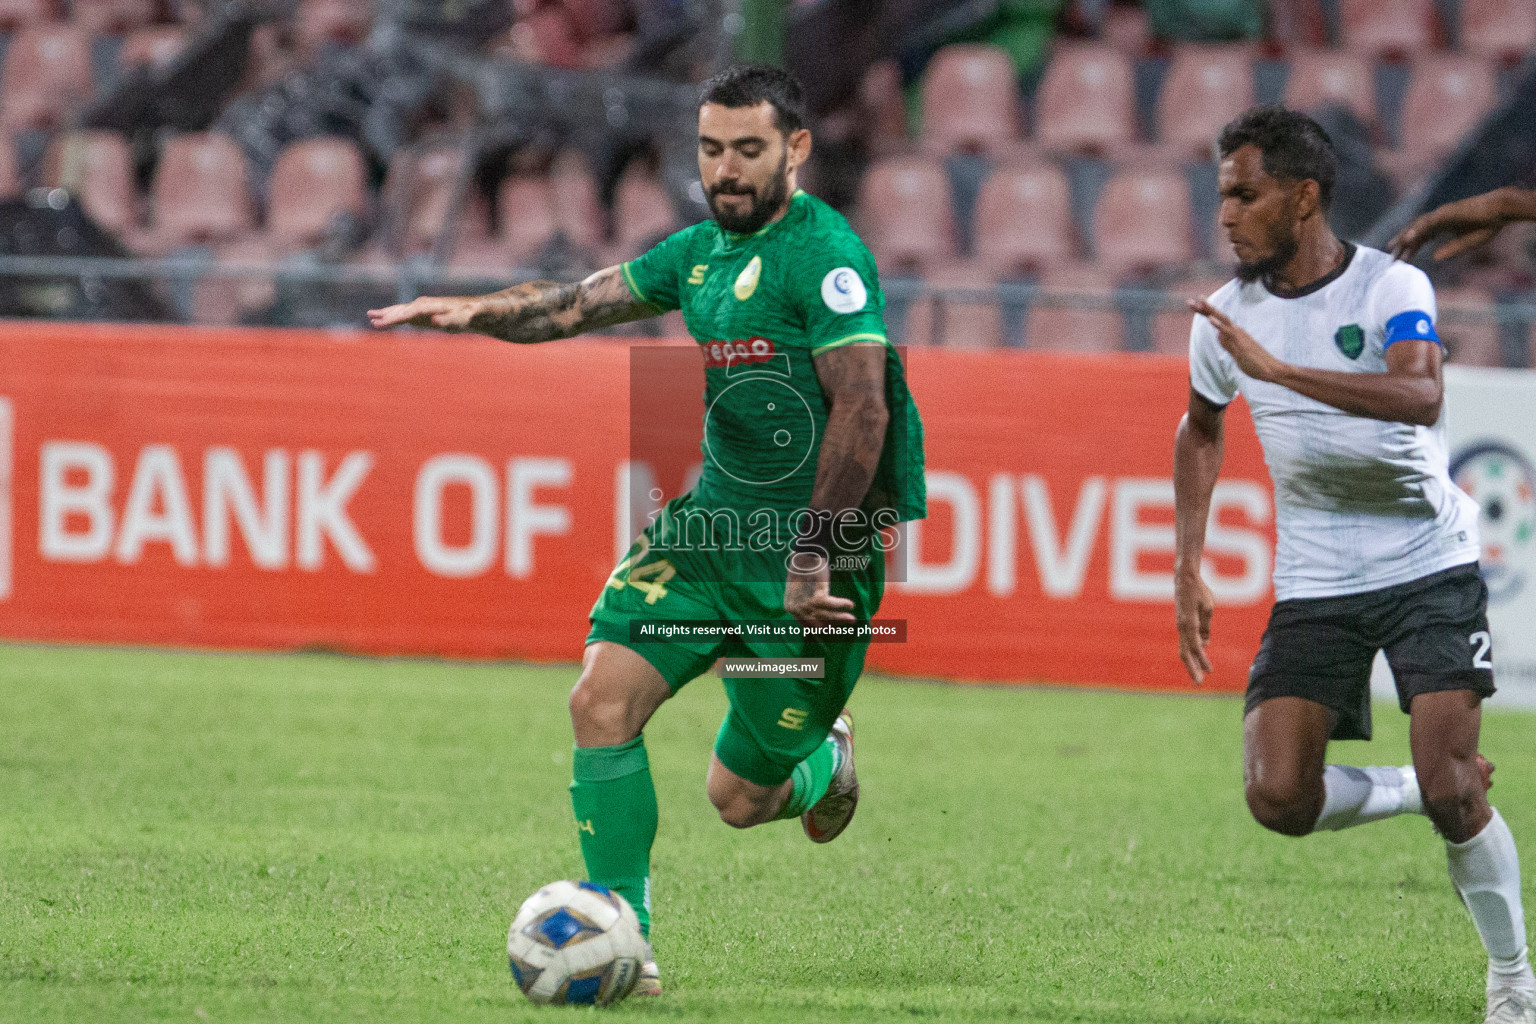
[734, 256, 762, 301]
[703, 336, 776, 368]
[1334, 323, 1365, 360]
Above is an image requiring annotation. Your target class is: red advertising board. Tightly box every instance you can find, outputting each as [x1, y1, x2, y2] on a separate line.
[0, 321, 1275, 691]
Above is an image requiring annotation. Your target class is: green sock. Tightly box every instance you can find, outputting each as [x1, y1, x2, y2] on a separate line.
[570, 736, 657, 938]
[773, 734, 841, 820]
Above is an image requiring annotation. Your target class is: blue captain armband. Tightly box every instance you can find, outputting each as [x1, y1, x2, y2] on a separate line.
[1384, 310, 1441, 348]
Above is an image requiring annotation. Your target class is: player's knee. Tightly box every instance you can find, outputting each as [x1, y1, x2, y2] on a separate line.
[1419, 757, 1487, 843]
[1245, 777, 1318, 837]
[568, 676, 632, 745]
[710, 787, 765, 829]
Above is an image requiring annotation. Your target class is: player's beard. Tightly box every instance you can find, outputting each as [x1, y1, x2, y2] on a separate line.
[707, 150, 791, 235]
[1235, 221, 1300, 284]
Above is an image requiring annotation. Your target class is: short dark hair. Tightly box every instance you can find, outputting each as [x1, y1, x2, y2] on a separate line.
[1218, 105, 1338, 210]
[699, 64, 807, 135]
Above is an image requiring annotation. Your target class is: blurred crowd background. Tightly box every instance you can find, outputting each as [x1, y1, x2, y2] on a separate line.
[0, 0, 1533, 365]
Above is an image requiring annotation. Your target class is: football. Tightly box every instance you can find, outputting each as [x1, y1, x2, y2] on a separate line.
[507, 880, 648, 1006]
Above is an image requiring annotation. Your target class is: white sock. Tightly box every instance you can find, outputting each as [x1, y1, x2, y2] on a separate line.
[1446, 808, 1536, 993]
[1313, 764, 1421, 832]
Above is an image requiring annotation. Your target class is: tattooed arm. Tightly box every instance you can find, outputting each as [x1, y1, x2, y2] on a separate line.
[366, 265, 655, 343]
[784, 343, 890, 627]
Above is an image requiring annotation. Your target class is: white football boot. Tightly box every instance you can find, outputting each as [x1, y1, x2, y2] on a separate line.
[633, 946, 661, 997]
[802, 709, 858, 844]
[1485, 984, 1536, 1024]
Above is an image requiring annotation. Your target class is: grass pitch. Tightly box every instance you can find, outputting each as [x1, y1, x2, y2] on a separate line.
[3, 645, 1534, 1023]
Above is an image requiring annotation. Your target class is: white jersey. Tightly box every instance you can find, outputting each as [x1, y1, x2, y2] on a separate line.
[1189, 244, 1480, 601]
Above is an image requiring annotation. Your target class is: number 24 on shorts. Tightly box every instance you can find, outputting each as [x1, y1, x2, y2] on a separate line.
[607, 536, 676, 605]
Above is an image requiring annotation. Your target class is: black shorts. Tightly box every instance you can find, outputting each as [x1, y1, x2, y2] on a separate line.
[1245, 563, 1496, 741]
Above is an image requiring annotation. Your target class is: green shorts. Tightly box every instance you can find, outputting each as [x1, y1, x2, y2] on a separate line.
[587, 495, 884, 787]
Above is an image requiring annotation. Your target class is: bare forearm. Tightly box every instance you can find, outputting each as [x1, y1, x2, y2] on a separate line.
[469, 266, 653, 344]
[1268, 364, 1441, 425]
[1490, 186, 1536, 223]
[809, 400, 888, 515]
[1174, 415, 1223, 579]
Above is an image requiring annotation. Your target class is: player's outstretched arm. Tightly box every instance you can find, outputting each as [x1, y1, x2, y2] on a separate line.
[366, 266, 655, 343]
[1389, 187, 1536, 263]
[1174, 389, 1225, 685]
[784, 343, 889, 628]
[1190, 299, 1443, 426]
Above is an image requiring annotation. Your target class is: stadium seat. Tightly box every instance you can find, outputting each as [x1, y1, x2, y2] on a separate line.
[1437, 287, 1503, 366]
[1282, 49, 1376, 127]
[148, 132, 255, 249]
[1035, 44, 1137, 156]
[1101, 4, 1151, 54]
[1267, 0, 1329, 46]
[973, 161, 1076, 277]
[0, 0, 56, 30]
[267, 137, 369, 250]
[919, 43, 1023, 158]
[556, 0, 629, 40]
[388, 146, 490, 256]
[1092, 166, 1196, 275]
[609, 166, 677, 262]
[118, 26, 188, 69]
[190, 237, 278, 326]
[1340, 0, 1441, 56]
[903, 263, 1004, 348]
[1460, 0, 1536, 59]
[1151, 276, 1230, 356]
[859, 60, 910, 155]
[296, 0, 373, 55]
[0, 25, 94, 132]
[857, 155, 955, 276]
[548, 148, 603, 253]
[1156, 45, 1254, 160]
[1024, 263, 1121, 353]
[44, 130, 136, 236]
[0, 135, 19, 199]
[497, 174, 560, 266]
[72, 0, 156, 34]
[508, 5, 585, 68]
[1382, 55, 1497, 180]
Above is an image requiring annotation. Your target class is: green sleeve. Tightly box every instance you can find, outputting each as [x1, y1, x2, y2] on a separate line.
[620, 224, 700, 313]
[792, 234, 889, 355]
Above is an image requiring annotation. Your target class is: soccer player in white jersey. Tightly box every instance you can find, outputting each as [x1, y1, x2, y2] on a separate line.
[1173, 106, 1534, 1024]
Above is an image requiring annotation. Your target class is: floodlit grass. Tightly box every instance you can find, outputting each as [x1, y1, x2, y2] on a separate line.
[2, 643, 1532, 1022]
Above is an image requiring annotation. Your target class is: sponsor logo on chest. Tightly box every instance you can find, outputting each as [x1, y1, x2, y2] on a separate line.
[703, 336, 777, 369]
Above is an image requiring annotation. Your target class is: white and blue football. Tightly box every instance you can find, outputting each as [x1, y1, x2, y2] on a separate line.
[507, 880, 646, 1006]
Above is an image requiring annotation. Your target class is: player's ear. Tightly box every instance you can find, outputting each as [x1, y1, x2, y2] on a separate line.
[786, 127, 812, 169]
[1295, 178, 1323, 221]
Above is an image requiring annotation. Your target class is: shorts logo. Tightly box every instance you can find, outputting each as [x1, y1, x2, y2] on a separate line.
[777, 707, 808, 731]
[703, 336, 776, 369]
[688, 264, 708, 286]
[734, 256, 762, 301]
[821, 267, 867, 314]
[1334, 323, 1364, 360]
[1451, 440, 1536, 605]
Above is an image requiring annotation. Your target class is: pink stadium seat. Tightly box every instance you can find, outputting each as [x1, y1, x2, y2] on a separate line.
[149, 132, 255, 248]
[1437, 287, 1503, 366]
[1283, 49, 1376, 127]
[1156, 45, 1254, 160]
[267, 137, 369, 249]
[1383, 55, 1497, 178]
[1093, 166, 1195, 275]
[497, 174, 560, 265]
[859, 61, 910, 155]
[118, 26, 187, 69]
[45, 130, 136, 235]
[0, 25, 94, 131]
[1035, 44, 1137, 156]
[509, 5, 585, 68]
[973, 161, 1076, 277]
[0, 0, 56, 29]
[388, 146, 490, 255]
[1268, 0, 1329, 46]
[296, 0, 373, 54]
[1151, 276, 1230, 356]
[609, 166, 677, 261]
[556, 0, 628, 40]
[72, 0, 156, 33]
[190, 237, 278, 326]
[920, 43, 1023, 157]
[903, 263, 1004, 348]
[1025, 263, 1121, 353]
[1341, 0, 1441, 56]
[857, 155, 955, 276]
[1102, 4, 1152, 54]
[548, 148, 603, 252]
[1461, 0, 1536, 59]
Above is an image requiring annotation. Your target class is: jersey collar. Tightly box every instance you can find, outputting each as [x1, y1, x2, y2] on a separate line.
[1262, 242, 1357, 300]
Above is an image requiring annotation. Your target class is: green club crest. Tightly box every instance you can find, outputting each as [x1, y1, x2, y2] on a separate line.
[1334, 323, 1364, 359]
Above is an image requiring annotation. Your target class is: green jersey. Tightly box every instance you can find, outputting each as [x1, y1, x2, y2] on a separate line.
[621, 190, 926, 533]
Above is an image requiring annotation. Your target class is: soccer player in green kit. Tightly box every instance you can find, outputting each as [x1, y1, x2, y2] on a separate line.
[368, 65, 926, 995]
